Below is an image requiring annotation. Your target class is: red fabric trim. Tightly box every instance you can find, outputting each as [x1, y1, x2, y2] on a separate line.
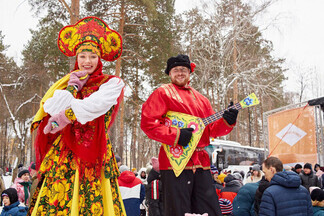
[34, 115, 59, 171]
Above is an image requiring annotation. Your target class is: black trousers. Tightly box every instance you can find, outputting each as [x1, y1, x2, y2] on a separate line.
[161, 169, 222, 216]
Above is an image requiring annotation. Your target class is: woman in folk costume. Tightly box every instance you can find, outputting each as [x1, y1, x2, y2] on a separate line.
[28, 16, 126, 216]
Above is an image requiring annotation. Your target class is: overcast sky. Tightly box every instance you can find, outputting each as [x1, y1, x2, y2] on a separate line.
[1, 0, 323, 100]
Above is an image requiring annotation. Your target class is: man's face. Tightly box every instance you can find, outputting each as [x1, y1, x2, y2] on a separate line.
[262, 163, 276, 181]
[169, 66, 190, 87]
[304, 168, 311, 175]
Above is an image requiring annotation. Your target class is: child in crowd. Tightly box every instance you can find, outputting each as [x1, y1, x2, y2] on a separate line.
[1, 188, 28, 216]
[310, 188, 324, 216]
[11, 169, 31, 206]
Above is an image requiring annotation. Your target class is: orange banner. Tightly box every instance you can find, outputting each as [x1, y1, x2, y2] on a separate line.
[268, 106, 317, 165]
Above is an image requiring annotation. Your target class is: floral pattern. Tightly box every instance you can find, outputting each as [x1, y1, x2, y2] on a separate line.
[27, 107, 125, 216]
[58, 16, 122, 62]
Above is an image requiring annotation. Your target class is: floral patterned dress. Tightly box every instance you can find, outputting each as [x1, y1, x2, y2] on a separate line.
[28, 108, 125, 216]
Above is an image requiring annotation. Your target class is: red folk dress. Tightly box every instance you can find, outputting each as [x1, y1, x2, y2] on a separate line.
[141, 83, 234, 171]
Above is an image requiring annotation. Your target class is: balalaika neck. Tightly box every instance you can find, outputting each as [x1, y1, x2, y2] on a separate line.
[201, 102, 242, 126]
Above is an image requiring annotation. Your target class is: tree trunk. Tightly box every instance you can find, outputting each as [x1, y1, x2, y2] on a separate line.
[115, 0, 126, 164]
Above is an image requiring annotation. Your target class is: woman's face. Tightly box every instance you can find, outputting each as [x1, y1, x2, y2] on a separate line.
[253, 170, 259, 176]
[21, 173, 30, 182]
[77, 51, 99, 74]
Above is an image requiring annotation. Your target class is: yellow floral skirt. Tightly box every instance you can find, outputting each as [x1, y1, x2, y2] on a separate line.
[28, 136, 126, 216]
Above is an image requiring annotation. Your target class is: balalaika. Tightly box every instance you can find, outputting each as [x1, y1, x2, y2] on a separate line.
[162, 93, 260, 177]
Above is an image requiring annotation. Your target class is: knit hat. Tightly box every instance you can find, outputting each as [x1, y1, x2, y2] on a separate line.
[210, 165, 218, 175]
[28, 162, 36, 172]
[165, 54, 195, 75]
[1, 188, 18, 204]
[18, 169, 29, 178]
[252, 165, 260, 171]
[119, 165, 129, 173]
[219, 198, 233, 215]
[151, 157, 159, 172]
[131, 168, 137, 172]
[232, 172, 243, 181]
[304, 163, 312, 170]
[295, 163, 302, 170]
[218, 173, 227, 183]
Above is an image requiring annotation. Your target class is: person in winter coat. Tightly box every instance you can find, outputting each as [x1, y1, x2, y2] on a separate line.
[138, 168, 147, 185]
[314, 164, 324, 188]
[259, 157, 313, 216]
[293, 163, 303, 174]
[146, 157, 163, 216]
[212, 169, 224, 197]
[28, 162, 38, 202]
[219, 174, 242, 203]
[1, 188, 28, 216]
[245, 165, 262, 184]
[300, 163, 321, 191]
[11, 169, 31, 206]
[232, 182, 259, 216]
[118, 165, 145, 216]
[310, 188, 324, 216]
[253, 176, 269, 215]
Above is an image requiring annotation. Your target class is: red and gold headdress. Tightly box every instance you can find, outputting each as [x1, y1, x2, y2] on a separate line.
[58, 16, 122, 61]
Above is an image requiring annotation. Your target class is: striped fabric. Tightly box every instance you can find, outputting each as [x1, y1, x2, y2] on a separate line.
[219, 198, 233, 214]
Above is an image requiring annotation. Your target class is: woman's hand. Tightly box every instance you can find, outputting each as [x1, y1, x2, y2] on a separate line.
[44, 110, 71, 134]
[68, 70, 90, 91]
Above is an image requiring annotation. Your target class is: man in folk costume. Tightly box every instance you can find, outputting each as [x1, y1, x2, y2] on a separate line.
[28, 16, 126, 215]
[140, 54, 238, 216]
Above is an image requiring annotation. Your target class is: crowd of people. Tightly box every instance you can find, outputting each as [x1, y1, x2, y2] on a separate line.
[114, 156, 324, 216]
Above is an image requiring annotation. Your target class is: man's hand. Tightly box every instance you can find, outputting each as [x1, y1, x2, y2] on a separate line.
[68, 70, 90, 91]
[223, 102, 238, 125]
[44, 110, 71, 134]
[178, 128, 194, 147]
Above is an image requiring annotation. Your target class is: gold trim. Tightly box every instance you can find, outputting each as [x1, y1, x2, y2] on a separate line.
[173, 128, 180, 147]
[161, 84, 183, 103]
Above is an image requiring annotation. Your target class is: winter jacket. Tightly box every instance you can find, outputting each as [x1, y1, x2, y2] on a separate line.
[118, 171, 145, 216]
[10, 179, 31, 205]
[0, 201, 28, 216]
[254, 176, 270, 216]
[313, 206, 324, 216]
[146, 169, 163, 216]
[259, 171, 313, 216]
[219, 174, 242, 203]
[213, 180, 224, 198]
[232, 182, 259, 216]
[300, 170, 321, 191]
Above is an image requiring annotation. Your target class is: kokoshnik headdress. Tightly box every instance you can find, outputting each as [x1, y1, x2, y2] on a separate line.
[57, 16, 122, 61]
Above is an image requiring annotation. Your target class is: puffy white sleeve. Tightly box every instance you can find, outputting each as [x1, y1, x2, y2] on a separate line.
[71, 77, 124, 124]
[43, 77, 124, 124]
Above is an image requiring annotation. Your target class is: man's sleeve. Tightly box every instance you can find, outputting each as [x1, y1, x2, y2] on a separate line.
[140, 89, 179, 146]
[259, 190, 275, 216]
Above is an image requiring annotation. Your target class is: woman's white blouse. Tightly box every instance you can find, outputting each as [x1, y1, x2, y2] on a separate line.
[43, 77, 124, 124]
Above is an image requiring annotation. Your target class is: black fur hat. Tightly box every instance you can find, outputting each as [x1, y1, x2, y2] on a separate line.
[165, 54, 192, 75]
[1, 188, 18, 205]
[18, 169, 29, 178]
